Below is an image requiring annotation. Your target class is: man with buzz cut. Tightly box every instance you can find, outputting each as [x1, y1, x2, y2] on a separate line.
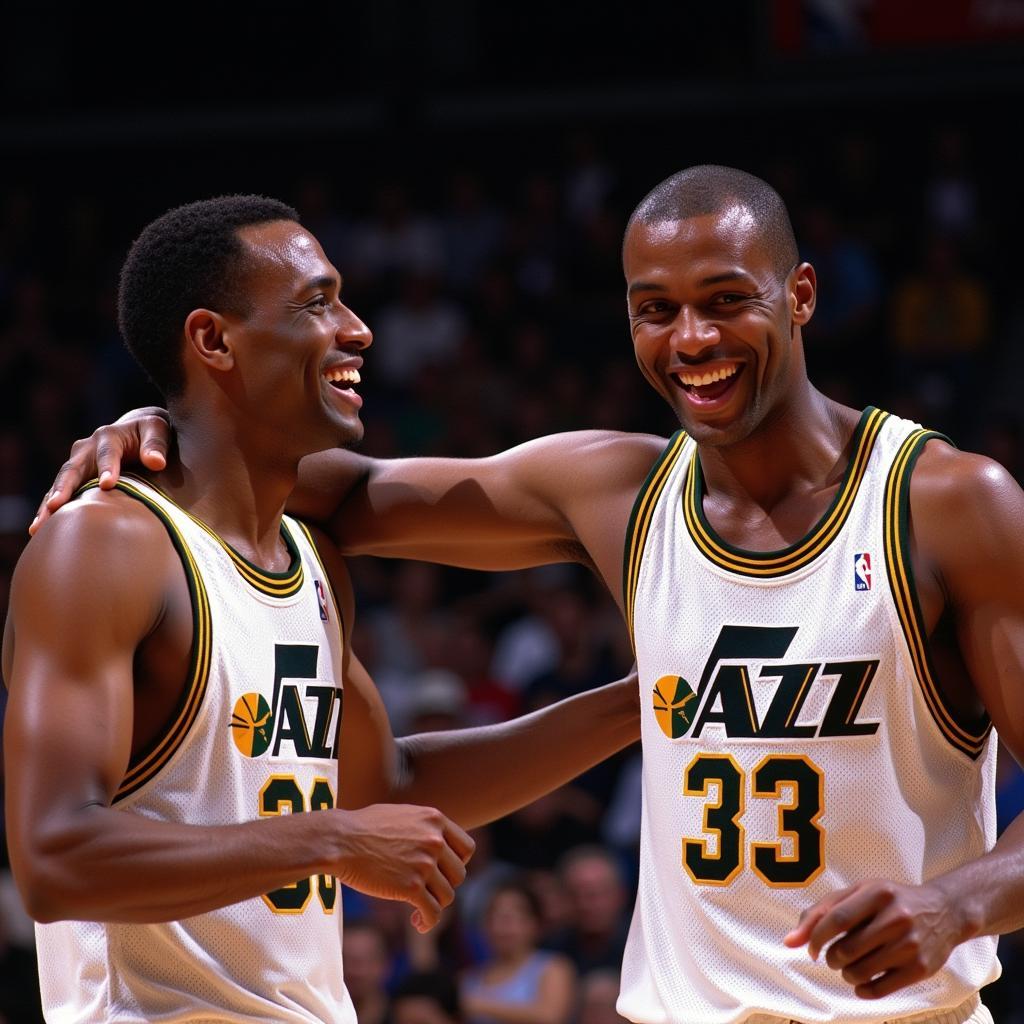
[39, 166, 1024, 1022]
[2, 195, 639, 1023]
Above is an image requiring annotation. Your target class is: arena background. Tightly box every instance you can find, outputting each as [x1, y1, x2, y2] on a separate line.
[2, 2, 1024, 1020]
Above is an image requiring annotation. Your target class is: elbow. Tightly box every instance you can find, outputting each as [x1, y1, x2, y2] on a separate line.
[8, 828, 97, 924]
[11, 859, 71, 924]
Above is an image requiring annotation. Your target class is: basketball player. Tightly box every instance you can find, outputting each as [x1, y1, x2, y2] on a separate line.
[35, 167, 1024, 1022]
[2, 197, 639, 1023]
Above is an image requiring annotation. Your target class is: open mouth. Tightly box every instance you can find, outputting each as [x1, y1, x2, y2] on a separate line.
[671, 362, 743, 403]
[322, 366, 363, 408]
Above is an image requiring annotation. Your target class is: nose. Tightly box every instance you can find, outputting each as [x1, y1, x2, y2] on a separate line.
[670, 305, 718, 359]
[336, 303, 373, 351]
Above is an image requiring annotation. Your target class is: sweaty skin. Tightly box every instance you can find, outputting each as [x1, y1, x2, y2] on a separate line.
[32, 211, 1024, 1001]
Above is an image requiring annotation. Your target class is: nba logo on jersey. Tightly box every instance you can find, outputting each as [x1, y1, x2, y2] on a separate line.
[314, 579, 329, 621]
[854, 552, 872, 591]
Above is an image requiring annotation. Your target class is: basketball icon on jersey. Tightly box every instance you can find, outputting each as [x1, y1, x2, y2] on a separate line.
[854, 552, 872, 591]
[653, 675, 697, 739]
[230, 693, 274, 757]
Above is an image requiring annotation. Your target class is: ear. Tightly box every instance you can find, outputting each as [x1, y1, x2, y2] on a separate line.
[790, 262, 816, 328]
[184, 308, 235, 373]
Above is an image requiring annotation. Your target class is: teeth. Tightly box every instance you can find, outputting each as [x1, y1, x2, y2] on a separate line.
[678, 364, 738, 387]
[324, 368, 361, 385]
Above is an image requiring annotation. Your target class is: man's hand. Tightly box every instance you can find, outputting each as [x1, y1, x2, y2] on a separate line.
[334, 803, 475, 933]
[783, 878, 975, 1000]
[31, 407, 172, 535]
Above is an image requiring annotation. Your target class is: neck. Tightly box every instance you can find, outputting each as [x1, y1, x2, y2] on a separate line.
[153, 403, 302, 570]
[696, 383, 858, 512]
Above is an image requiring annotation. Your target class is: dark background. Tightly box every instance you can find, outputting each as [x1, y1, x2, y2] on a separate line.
[2, 2, 1024, 1021]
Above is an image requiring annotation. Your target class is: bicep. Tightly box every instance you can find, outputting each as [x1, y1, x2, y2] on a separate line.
[916, 450, 1024, 761]
[330, 432, 656, 569]
[4, 511, 162, 864]
[336, 651, 400, 808]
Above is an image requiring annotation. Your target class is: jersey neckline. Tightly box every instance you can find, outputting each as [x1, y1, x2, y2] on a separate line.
[121, 474, 305, 598]
[683, 406, 889, 578]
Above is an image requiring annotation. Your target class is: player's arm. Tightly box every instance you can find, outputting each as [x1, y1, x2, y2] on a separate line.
[30, 410, 663, 579]
[3, 499, 470, 929]
[319, 429, 662, 571]
[786, 443, 1024, 998]
[314, 530, 640, 827]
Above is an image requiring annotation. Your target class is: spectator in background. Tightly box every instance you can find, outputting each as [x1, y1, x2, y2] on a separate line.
[889, 234, 991, 426]
[343, 921, 394, 1024]
[348, 184, 443, 286]
[445, 614, 520, 728]
[891, 235, 990, 360]
[576, 970, 629, 1024]
[441, 172, 506, 293]
[373, 271, 468, 391]
[460, 880, 575, 1024]
[393, 971, 463, 1024]
[925, 127, 980, 242]
[798, 202, 881, 363]
[549, 847, 629, 978]
[365, 561, 451, 685]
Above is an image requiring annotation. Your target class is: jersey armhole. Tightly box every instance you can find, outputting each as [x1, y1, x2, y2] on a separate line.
[76, 478, 214, 800]
[622, 431, 688, 652]
[882, 431, 992, 759]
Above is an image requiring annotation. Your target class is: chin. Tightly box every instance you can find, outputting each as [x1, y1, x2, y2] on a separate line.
[333, 417, 364, 449]
[674, 405, 761, 449]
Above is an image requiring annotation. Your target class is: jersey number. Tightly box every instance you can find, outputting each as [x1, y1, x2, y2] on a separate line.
[258, 643, 338, 914]
[683, 753, 824, 887]
[259, 775, 338, 913]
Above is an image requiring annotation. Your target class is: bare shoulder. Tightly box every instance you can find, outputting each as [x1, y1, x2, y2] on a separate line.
[12, 488, 174, 628]
[909, 439, 1024, 571]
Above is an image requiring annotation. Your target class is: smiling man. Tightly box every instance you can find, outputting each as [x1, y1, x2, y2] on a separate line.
[36, 167, 1024, 1023]
[2, 196, 639, 1023]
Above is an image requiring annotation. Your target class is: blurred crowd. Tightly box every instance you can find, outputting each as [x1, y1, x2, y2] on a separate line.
[2, 119, 1024, 1021]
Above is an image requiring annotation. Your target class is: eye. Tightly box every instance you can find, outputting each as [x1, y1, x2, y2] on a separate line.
[307, 295, 330, 313]
[634, 300, 673, 318]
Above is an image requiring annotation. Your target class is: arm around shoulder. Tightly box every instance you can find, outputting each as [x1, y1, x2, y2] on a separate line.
[328, 430, 667, 570]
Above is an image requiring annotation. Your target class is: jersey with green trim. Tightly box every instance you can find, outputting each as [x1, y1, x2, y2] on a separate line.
[619, 408, 998, 1024]
[35, 476, 354, 1024]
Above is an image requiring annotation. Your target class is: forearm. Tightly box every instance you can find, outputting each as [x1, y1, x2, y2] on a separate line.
[393, 676, 639, 828]
[932, 810, 1024, 939]
[17, 804, 344, 924]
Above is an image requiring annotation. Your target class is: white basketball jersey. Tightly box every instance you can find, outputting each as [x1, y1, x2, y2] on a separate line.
[36, 476, 355, 1024]
[619, 408, 999, 1024]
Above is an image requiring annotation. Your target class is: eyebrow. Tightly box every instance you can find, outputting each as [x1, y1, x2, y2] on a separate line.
[627, 271, 752, 297]
[300, 274, 342, 294]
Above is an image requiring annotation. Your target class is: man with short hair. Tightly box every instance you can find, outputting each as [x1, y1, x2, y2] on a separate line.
[39, 166, 1024, 1022]
[554, 846, 630, 977]
[3, 196, 638, 1023]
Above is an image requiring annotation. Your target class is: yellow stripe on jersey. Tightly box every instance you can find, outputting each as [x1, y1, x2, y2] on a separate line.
[622, 431, 689, 650]
[683, 407, 889, 577]
[883, 429, 991, 759]
[124, 476, 304, 598]
[77, 478, 213, 800]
